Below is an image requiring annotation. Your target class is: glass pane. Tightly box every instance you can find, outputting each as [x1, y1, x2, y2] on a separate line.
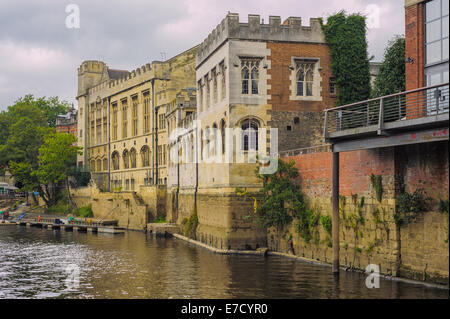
[426, 0, 441, 22]
[426, 19, 441, 43]
[426, 41, 441, 64]
[443, 16, 449, 38]
[443, 0, 449, 16]
[443, 38, 449, 60]
[444, 70, 449, 83]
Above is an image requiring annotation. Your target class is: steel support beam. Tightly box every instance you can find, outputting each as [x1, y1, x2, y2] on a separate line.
[332, 151, 340, 274]
[332, 127, 449, 153]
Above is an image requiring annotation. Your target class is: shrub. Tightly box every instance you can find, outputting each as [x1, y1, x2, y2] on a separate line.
[75, 204, 94, 218]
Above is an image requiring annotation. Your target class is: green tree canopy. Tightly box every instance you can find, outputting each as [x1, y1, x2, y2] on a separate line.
[320, 11, 372, 106]
[372, 36, 406, 97]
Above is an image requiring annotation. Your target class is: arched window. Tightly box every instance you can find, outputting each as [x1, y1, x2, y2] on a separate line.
[241, 67, 249, 94]
[241, 119, 259, 151]
[296, 63, 315, 96]
[141, 146, 150, 167]
[205, 126, 210, 158]
[130, 148, 137, 168]
[251, 67, 259, 94]
[212, 123, 218, 157]
[97, 159, 102, 172]
[111, 152, 120, 171]
[241, 59, 260, 95]
[123, 149, 129, 169]
[103, 158, 108, 171]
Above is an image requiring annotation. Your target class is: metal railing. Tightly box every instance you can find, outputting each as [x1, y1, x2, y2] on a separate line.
[324, 83, 449, 138]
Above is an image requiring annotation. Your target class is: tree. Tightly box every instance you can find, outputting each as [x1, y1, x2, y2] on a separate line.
[12, 95, 71, 128]
[320, 11, 371, 106]
[33, 132, 81, 207]
[0, 117, 52, 167]
[372, 36, 406, 97]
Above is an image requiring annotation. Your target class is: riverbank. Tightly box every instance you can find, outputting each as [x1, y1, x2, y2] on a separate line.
[170, 232, 450, 291]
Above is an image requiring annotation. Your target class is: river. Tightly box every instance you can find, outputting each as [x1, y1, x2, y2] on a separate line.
[0, 226, 447, 299]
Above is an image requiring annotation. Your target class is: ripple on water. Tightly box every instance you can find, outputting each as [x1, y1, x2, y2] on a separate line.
[0, 227, 448, 299]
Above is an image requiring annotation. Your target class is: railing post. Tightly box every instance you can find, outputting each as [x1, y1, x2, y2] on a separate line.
[398, 95, 402, 120]
[324, 110, 329, 142]
[435, 88, 440, 115]
[377, 98, 384, 135]
[367, 103, 370, 125]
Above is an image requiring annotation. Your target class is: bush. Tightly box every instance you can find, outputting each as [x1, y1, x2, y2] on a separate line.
[75, 204, 94, 218]
[395, 188, 429, 225]
[320, 215, 332, 236]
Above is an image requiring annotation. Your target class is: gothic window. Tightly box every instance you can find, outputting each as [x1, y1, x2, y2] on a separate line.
[205, 75, 210, 109]
[103, 158, 108, 171]
[141, 145, 150, 167]
[143, 91, 151, 134]
[97, 159, 102, 172]
[121, 99, 128, 138]
[220, 61, 226, 100]
[123, 149, 130, 169]
[296, 62, 315, 97]
[241, 119, 259, 151]
[241, 59, 260, 95]
[130, 148, 137, 168]
[212, 123, 218, 157]
[111, 151, 120, 170]
[132, 95, 138, 136]
[212, 68, 218, 104]
[112, 103, 118, 141]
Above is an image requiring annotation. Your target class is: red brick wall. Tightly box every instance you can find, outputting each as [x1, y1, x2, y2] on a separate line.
[56, 123, 78, 145]
[266, 42, 336, 112]
[286, 148, 396, 198]
[405, 3, 425, 90]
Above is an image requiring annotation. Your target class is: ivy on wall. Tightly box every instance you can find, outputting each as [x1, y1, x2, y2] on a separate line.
[320, 11, 371, 106]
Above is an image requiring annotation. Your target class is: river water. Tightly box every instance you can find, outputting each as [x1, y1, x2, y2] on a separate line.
[0, 226, 447, 299]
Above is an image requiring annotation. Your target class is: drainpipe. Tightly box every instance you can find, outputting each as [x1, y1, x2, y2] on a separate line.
[151, 79, 155, 185]
[332, 151, 340, 275]
[108, 96, 111, 192]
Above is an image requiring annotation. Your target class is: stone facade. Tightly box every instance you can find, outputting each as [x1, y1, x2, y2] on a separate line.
[76, 46, 198, 191]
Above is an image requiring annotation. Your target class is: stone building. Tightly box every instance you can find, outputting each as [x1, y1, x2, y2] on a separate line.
[55, 107, 78, 142]
[168, 13, 337, 250]
[76, 46, 198, 190]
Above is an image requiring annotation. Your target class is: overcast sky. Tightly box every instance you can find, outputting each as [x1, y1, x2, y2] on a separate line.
[0, 0, 405, 111]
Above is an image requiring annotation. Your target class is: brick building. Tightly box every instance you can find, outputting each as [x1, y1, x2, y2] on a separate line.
[55, 108, 78, 141]
[405, 0, 448, 90]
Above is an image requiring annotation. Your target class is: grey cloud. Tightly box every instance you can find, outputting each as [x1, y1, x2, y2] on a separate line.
[0, 0, 404, 111]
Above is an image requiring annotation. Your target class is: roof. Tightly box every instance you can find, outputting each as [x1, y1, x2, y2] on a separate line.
[107, 68, 130, 79]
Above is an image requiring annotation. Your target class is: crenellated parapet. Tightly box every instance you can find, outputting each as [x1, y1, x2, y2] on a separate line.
[196, 13, 325, 66]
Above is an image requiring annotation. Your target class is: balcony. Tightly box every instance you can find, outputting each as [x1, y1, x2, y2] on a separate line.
[324, 83, 449, 152]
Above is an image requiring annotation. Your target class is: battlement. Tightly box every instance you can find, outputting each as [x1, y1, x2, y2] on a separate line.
[87, 63, 154, 95]
[78, 60, 106, 75]
[196, 13, 325, 65]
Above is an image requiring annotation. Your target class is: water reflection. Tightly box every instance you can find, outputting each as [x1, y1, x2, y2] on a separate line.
[0, 226, 448, 299]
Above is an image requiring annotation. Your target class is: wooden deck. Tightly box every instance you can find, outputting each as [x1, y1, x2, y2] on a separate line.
[13, 216, 125, 234]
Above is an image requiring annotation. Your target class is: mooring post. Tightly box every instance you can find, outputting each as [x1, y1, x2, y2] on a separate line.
[332, 151, 340, 274]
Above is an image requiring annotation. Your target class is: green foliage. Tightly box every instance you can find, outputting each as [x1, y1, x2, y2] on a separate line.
[370, 174, 383, 202]
[75, 205, 94, 218]
[372, 36, 406, 98]
[320, 215, 332, 236]
[254, 159, 307, 230]
[35, 132, 81, 185]
[320, 11, 371, 106]
[184, 207, 198, 239]
[152, 216, 167, 223]
[12, 95, 71, 128]
[296, 209, 320, 244]
[395, 188, 429, 225]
